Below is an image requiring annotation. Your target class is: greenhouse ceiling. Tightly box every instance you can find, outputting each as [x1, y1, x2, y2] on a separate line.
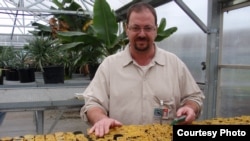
[0, 0, 249, 47]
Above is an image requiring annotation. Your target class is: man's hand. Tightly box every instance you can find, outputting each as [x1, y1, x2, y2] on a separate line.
[176, 106, 196, 124]
[88, 117, 122, 137]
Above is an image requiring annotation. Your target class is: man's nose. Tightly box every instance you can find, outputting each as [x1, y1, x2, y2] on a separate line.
[137, 29, 147, 36]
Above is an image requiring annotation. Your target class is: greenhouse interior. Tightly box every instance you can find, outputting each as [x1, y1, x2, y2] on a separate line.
[0, 0, 250, 139]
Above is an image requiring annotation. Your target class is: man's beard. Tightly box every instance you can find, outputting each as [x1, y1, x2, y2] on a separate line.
[134, 37, 150, 52]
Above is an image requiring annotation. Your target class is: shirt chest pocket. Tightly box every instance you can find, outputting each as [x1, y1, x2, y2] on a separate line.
[146, 86, 178, 120]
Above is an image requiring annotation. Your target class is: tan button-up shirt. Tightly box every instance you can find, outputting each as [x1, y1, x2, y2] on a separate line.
[81, 45, 205, 125]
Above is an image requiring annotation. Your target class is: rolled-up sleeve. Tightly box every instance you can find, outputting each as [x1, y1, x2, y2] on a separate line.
[178, 59, 205, 118]
[80, 63, 110, 122]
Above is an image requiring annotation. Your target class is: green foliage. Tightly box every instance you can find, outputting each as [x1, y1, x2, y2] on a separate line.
[0, 46, 5, 67]
[57, 0, 128, 65]
[0, 46, 18, 68]
[0, 46, 32, 69]
[27, 0, 177, 76]
[29, 22, 52, 36]
[51, 0, 92, 31]
[57, 0, 177, 65]
[24, 36, 63, 72]
[93, 0, 118, 48]
[155, 18, 177, 42]
[50, 0, 93, 78]
[14, 49, 31, 69]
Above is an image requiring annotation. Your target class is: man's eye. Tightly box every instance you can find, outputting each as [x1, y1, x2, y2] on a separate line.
[132, 27, 140, 31]
[144, 27, 152, 31]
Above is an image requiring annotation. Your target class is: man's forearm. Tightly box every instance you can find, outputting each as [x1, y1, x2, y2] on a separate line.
[87, 107, 109, 125]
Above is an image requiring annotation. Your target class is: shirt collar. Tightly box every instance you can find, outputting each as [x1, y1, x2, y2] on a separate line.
[152, 45, 165, 66]
[122, 45, 133, 67]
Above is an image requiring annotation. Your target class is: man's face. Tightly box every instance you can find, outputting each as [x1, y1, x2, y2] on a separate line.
[126, 9, 157, 52]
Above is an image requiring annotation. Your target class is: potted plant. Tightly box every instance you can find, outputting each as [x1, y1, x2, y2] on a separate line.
[57, 0, 128, 79]
[15, 49, 35, 83]
[0, 68, 3, 85]
[57, 0, 177, 80]
[0, 46, 6, 78]
[0, 46, 19, 81]
[24, 36, 65, 84]
[49, 0, 93, 79]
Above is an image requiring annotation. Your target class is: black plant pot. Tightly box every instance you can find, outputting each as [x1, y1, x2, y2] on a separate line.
[88, 63, 100, 80]
[5, 68, 19, 81]
[1, 69, 6, 77]
[0, 75, 3, 85]
[18, 68, 35, 83]
[43, 66, 64, 84]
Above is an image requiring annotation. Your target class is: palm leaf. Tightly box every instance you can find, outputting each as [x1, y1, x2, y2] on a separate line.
[155, 18, 177, 42]
[93, 0, 118, 48]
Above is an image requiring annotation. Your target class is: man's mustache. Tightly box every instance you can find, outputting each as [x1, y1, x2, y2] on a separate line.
[136, 37, 148, 41]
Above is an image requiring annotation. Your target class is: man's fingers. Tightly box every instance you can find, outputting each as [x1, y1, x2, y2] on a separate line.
[96, 123, 105, 137]
[88, 126, 95, 134]
[114, 120, 123, 126]
[104, 123, 110, 134]
[88, 118, 123, 137]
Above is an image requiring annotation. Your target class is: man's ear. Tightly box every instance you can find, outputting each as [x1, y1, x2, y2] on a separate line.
[125, 24, 129, 36]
